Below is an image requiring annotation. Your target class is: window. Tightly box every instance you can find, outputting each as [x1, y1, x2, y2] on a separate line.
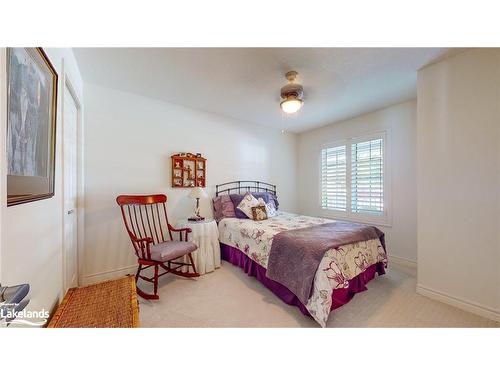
[351, 138, 384, 215]
[320, 134, 387, 223]
[321, 145, 347, 211]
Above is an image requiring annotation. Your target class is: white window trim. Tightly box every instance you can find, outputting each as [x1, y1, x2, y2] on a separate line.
[318, 131, 392, 227]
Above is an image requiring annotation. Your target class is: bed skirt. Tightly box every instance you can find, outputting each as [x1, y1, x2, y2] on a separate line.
[220, 243, 386, 318]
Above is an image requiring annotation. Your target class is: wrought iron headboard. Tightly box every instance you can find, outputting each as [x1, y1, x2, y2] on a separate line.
[215, 181, 276, 197]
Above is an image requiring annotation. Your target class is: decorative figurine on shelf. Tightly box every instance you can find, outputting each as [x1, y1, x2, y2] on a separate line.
[188, 187, 207, 221]
[171, 152, 206, 188]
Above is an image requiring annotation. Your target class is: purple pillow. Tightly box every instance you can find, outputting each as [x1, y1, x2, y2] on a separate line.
[212, 195, 236, 222]
[266, 192, 279, 209]
[230, 192, 279, 219]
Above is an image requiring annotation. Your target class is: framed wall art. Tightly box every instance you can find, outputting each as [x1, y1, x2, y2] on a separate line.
[6, 47, 58, 206]
[171, 153, 206, 188]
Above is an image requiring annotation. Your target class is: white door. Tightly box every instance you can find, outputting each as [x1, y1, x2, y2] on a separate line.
[63, 84, 79, 290]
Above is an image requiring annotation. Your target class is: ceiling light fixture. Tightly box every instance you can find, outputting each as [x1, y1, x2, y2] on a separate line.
[280, 71, 304, 114]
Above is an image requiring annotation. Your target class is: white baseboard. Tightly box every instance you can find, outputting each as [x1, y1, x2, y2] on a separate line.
[387, 254, 417, 269]
[82, 264, 137, 285]
[416, 284, 500, 323]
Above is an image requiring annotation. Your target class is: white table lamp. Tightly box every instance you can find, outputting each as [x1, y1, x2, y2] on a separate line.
[189, 187, 207, 221]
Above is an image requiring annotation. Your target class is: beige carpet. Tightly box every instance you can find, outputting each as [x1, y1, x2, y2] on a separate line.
[138, 261, 499, 328]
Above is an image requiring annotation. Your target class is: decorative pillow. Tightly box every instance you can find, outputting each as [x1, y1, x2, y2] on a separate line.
[213, 197, 222, 221]
[230, 192, 279, 218]
[251, 205, 268, 221]
[266, 193, 279, 210]
[212, 195, 236, 222]
[258, 198, 277, 218]
[236, 193, 260, 219]
[220, 195, 236, 218]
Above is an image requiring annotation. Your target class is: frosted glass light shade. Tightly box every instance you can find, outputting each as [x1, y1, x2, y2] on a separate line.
[280, 98, 303, 114]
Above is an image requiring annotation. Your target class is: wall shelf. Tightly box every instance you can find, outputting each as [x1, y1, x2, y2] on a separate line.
[171, 153, 206, 188]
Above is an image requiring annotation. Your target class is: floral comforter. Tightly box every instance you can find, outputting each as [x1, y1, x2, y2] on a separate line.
[218, 212, 387, 327]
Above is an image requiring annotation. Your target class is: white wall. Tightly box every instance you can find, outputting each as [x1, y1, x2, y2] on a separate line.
[297, 100, 417, 264]
[416, 49, 500, 321]
[82, 83, 298, 283]
[0, 49, 6, 283]
[0, 48, 84, 315]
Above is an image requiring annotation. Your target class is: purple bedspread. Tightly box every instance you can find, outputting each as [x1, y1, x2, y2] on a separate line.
[221, 243, 386, 319]
[266, 221, 386, 305]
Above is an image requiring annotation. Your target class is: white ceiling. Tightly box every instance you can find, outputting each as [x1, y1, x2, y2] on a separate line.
[73, 48, 448, 133]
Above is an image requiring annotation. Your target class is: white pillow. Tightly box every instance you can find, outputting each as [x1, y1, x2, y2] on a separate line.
[258, 198, 277, 218]
[237, 193, 260, 219]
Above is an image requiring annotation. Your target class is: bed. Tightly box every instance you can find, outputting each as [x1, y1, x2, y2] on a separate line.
[214, 181, 387, 327]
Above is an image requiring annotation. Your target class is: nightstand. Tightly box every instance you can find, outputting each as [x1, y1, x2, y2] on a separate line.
[177, 219, 221, 275]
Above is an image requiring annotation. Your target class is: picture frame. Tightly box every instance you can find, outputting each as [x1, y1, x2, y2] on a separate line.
[6, 47, 58, 206]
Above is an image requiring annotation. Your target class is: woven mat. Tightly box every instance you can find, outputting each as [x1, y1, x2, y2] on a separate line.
[48, 275, 139, 328]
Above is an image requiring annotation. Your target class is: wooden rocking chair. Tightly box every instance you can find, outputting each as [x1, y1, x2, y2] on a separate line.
[116, 194, 200, 300]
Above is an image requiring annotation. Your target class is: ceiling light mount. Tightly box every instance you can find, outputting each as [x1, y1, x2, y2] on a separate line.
[280, 71, 304, 114]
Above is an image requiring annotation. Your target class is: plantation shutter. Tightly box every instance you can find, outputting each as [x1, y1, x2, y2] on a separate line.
[351, 138, 384, 215]
[321, 145, 347, 211]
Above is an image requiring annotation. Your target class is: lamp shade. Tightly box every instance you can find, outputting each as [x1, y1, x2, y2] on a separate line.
[189, 187, 207, 199]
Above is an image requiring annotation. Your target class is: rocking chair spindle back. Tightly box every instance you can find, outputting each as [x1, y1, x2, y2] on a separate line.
[116, 194, 200, 300]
